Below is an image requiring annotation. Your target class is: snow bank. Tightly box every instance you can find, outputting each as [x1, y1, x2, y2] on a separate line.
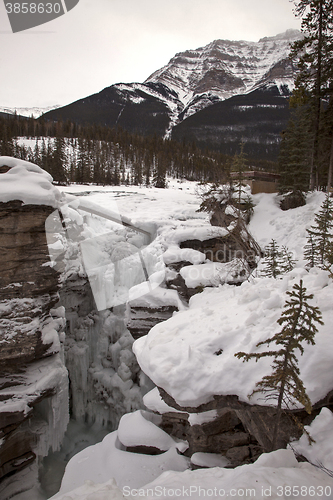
[291, 408, 333, 472]
[133, 267, 333, 408]
[0, 156, 63, 207]
[249, 191, 327, 262]
[52, 449, 333, 500]
[52, 430, 189, 498]
[162, 246, 207, 265]
[191, 452, 230, 468]
[50, 479, 130, 500]
[164, 225, 230, 245]
[141, 449, 333, 500]
[128, 285, 185, 310]
[143, 387, 187, 415]
[180, 259, 247, 288]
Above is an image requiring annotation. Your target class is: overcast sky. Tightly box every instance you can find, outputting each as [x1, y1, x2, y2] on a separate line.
[0, 0, 302, 109]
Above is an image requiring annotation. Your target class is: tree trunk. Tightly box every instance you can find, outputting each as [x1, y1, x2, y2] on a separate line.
[271, 383, 285, 451]
[327, 133, 333, 193]
[311, 0, 324, 190]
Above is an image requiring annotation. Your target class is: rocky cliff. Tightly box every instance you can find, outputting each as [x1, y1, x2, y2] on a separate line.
[0, 158, 68, 499]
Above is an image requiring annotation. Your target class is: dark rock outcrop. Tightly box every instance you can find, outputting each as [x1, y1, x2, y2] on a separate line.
[126, 305, 178, 340]
[0, 201, 59, 300]
[0, 201, 62, 374]
[155, 386, 327, 465]
[179, 231, 260, 270]
[280, 191, 307, 211]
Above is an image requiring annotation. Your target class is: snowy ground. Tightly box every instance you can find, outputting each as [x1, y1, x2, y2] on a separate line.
[60, 179, 207, 228]
[47, 181, 333, 499]
[52, 447, 333, 500]
[2, 160, 332, 500]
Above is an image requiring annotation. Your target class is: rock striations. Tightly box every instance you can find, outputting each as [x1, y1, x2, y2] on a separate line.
[146, 29, 301, 120]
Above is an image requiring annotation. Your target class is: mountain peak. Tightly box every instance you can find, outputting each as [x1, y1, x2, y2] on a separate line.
[145, 30, 299, 120]
[259, 29, 302, 43]
[43, 30, 299, 156]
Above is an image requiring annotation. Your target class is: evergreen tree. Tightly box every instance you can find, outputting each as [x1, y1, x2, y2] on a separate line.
[152, 153, 167, 188]
[231, 143, 247, 206]
[93, 157, 102, 184]
[33, 139, 41, 165]
[76, 138, 90, 183]
[40, 138, 48, 171]
[132, 157, 143, 185]
[113, 165, 120, 186]
[262, 239, 295, 278]
[281, 245, 297, 274]
[304, 233, 317, 269]
[304, 194, 333, 267]
[290, 0, 333, 189]
[235, 279, 323, 450]
[0, 123, 15, 156]
[52, 136, 67, 184]
[278, 104, 312, 201]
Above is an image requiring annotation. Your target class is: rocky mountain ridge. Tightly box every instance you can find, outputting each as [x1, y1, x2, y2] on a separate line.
[41, 30, 301, 159]
[146, 29, 301, 122]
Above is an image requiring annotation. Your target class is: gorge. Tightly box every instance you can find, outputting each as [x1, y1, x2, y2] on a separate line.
[1, 158, 333, 500]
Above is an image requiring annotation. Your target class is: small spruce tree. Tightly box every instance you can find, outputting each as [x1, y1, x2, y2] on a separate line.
[235, 279, 323, 450]
[262, 240, 295, 278]
[304, 194, 333, 268]
[303, 233, 317, 269]
[280, 246, 297, 275]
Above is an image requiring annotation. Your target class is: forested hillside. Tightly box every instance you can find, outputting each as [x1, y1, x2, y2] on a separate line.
[0, 113, 274, 186]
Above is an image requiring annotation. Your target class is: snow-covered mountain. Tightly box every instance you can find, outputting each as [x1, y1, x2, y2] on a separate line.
[0, 105, 61, 118]
[42, 30, 301, 159]
[146, 29, 301, 120]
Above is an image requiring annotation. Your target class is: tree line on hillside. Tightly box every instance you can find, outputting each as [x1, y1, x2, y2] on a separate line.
[0, 113, 237, 186]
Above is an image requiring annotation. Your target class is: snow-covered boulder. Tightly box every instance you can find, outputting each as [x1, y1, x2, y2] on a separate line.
[0, 156, 62, 207]
[134, 267, 333, 451]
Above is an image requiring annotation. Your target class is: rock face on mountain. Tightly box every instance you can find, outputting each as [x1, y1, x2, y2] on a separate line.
[146, 29, 301, 120]
[0, 201, 60, 370]
[0, 158, 68, 499]
[42, 30, 301, 161]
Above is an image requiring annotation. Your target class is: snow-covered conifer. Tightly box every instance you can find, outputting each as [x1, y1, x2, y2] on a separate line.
[305, 194, 333, 268]
[235, 279, 323, 450]
[262, 239, 295, 278]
